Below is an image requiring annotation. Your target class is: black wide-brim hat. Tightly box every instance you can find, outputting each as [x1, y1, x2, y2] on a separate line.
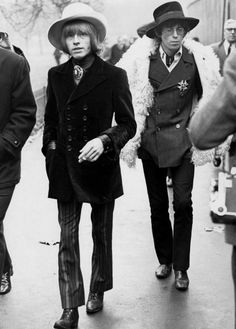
[146, 1, 199, 39]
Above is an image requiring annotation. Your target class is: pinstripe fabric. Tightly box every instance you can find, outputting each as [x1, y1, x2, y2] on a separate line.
[57, 198, 114, 308]
[90, 201, 114, 293]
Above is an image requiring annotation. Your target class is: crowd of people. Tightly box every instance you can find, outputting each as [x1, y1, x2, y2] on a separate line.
[0, 1, 236, 329]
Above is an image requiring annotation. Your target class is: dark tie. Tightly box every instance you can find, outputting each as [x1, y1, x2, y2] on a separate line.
[228, 44, 232, 56]
[166, 54, 174, 67]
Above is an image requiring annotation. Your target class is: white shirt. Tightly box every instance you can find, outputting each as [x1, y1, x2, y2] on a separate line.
[224, 40, 236, 56]
[159, 45, 183, 72]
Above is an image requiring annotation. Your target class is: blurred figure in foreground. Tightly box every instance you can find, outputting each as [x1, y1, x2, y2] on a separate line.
[189, 49, 236, 329]
[210, 19, 236, 191]
[43, 3, 136, 328]
[0, 46, 36, 295]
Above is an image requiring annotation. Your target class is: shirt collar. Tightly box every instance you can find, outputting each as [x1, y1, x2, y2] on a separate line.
[159, 45, 183, 60]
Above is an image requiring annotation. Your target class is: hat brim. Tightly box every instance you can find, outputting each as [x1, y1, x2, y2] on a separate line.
[146, 17, 199, 38]
[48, 15, 106, 51]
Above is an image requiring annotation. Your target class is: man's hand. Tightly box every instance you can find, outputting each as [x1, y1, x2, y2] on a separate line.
[78, 138, 104, 163]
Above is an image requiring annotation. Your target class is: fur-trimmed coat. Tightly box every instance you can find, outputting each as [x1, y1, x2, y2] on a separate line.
[117, 36, 231, 167]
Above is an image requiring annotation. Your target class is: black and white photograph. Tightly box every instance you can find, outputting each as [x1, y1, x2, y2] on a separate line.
[0, 0, 236, 328]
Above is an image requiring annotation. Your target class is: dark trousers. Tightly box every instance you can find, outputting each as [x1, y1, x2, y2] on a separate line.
[142, 156, 194, 271]
[57, 198, 115, 309]
[0, 186, 15, 282]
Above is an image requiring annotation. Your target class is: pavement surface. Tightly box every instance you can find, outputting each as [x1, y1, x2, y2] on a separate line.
[0, 131, 234, 329]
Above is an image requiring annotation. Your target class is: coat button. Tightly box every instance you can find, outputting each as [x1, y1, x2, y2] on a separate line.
[82, 115, 87, 121]
[83, 105, 88, 111]
[67, 125, 72, 132]
[176, 124, 181, 129]
[67, 145, 72, 152]
[67, 135, 72, 142]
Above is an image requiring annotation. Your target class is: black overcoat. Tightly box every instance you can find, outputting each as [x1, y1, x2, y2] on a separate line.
[0, 47, 36, 188]
[43, 56, 136, 203]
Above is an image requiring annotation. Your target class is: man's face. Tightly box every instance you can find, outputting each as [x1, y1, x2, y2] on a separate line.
[65, 32, 91, 60]
[159, 22, 185, 54]
[224, 22, 236, 44]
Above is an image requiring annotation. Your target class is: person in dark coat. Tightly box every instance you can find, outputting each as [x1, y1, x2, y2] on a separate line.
[119, 1, 204, 291]
[211, 19, 236, 75]
[0, 31, 30, 69]
[43, 3, 136, 328]
[0, 47, 36, 295]
[189, 49, 236, 329]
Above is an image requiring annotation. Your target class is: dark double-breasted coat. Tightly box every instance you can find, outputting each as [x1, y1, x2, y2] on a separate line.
[138, 46, 202, 167]
[43, 55, 136, 203]
[0, 47, 36, 188]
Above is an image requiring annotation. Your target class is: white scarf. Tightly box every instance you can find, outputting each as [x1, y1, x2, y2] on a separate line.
[117, 36, 231, 167]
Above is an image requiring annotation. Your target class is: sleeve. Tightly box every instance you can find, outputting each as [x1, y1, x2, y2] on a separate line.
[42, 69, 59, 155]
[100, 68, 136, 156]
[0, 56, 36, 158]
[189, 51, 236, 150]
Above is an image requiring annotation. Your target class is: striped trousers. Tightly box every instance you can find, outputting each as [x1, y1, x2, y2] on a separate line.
[57, 198, 114, 309]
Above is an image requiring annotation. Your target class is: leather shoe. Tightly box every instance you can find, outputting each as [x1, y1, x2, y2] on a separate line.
[155, 264, 172, 279]
[0, 271, 12, 295]
[54, 308, 78, 329]
[175, 271, 189, 291]
[86, 291, 104, 314]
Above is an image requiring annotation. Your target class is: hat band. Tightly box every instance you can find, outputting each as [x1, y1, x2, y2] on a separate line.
[155, 11, 185, 26]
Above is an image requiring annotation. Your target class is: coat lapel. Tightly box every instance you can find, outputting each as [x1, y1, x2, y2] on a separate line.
[68, 56, 107, 103]
[218, 42, 227, 62]
[158, 46, 195, 92]
[149, 51, 169, 87]
[53, 59, 75, 102]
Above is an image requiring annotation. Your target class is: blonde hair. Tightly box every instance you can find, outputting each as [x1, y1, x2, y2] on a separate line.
[61, 20, 102, 54]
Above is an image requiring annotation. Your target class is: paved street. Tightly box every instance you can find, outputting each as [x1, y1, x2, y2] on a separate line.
[0, 131, 234, 329]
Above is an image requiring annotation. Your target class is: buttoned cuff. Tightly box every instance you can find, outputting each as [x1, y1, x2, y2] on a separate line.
[98, 134, 112, 153]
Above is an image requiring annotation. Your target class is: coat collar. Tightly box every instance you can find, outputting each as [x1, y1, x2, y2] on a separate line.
[156, 46, 195, 92]
[54, 55, 107, 103]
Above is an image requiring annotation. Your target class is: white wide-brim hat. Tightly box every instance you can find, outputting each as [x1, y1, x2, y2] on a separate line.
[48, 3, 107, 51]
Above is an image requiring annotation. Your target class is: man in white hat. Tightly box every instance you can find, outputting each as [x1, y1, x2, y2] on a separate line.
[43, 3, 136, 328]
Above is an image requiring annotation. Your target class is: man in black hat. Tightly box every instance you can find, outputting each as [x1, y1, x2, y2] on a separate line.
[118, 1, 225, 291]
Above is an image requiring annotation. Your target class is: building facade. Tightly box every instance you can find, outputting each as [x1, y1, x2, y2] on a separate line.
[187, 0, 236, 44]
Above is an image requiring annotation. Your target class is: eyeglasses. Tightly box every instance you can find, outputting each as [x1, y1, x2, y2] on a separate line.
[0, 32, 8, 40]
[162, 26, 185, 36]
[226, 28, 236, 33]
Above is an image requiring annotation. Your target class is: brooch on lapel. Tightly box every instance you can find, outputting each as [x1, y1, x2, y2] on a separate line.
[73, 65, 84, 82]
[177, 80, 189, 96]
